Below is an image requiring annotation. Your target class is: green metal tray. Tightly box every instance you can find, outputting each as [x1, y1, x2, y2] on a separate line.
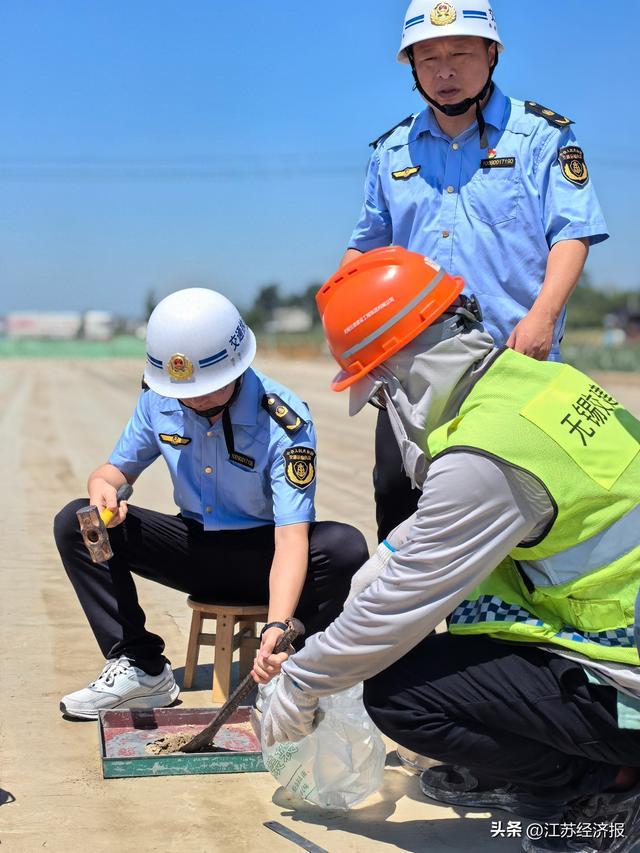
[98, 706, 265, 778]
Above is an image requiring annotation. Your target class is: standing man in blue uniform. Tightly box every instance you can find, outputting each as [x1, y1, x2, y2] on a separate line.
[54, 288, 367, 719]
[343, 0, 609, 541]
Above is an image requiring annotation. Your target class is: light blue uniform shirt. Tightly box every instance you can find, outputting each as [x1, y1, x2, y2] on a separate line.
[349, 86, 609, 360]
[109, 367, 317, 531]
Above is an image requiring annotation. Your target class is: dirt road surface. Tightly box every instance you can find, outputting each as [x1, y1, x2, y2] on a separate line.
[1, 356, 638, 853]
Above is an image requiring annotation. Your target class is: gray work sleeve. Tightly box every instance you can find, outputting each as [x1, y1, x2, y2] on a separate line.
[283, 452, 553, 696]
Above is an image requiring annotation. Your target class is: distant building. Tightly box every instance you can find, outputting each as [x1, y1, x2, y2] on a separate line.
[264, 307, 313, 334]
[83, 310, 115, 341]
[5, 310, 116, 341]
[6, 312, 83, 340]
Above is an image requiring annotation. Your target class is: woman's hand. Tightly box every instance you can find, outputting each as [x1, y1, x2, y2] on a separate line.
[251, 627, 290, 684]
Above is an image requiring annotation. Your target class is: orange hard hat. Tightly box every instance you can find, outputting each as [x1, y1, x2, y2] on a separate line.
[316, 247, 465, 391]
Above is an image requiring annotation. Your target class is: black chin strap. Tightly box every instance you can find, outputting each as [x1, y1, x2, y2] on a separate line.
[408, 47, 498, 149]
[183, 375, 243, 421]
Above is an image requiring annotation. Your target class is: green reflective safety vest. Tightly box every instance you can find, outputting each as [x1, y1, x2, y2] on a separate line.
[427, 348, 640, 665]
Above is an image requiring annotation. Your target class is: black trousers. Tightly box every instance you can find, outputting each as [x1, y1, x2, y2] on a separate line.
[364, 632, 640, 800]
[54, 500, 368, 675]
[374, 408, 421, 542]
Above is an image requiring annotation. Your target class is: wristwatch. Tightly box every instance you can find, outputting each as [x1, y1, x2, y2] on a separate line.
[260, 620, 288, 638]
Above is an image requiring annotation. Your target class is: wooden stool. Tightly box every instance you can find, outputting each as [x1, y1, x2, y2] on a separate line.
[183, 598, 269, 704]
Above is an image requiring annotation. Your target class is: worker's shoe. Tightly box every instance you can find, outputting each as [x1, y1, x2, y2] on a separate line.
[521, 781, 640, 852]
[60, 656, 180, 720]
[420, 764, 570, 819]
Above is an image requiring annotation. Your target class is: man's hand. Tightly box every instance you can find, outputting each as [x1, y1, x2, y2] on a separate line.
[261, 674, 321, 747]
[506, 306, 555, 361]
[252, 627, 290, 684]
[87, 478, 128, 528]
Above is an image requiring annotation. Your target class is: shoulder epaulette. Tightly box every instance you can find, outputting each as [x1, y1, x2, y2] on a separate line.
[524, 101, 573, 129]
[369, 114, 414, 149]
[261, 393, 306, 435]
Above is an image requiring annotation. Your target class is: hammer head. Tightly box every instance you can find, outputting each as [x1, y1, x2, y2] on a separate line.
[76, 504, 113, 563]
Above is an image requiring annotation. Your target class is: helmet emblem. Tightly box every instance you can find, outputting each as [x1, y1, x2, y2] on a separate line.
[430, 2, 457, 25]
[167, 353, 194, 381]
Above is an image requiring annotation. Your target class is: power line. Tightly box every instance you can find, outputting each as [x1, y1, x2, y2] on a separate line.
[0, 154, 636, 183]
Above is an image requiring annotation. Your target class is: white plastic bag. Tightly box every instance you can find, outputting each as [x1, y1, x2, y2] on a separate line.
[260, 681, 386, 809]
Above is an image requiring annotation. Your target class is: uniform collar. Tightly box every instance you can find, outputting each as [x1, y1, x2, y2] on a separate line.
[157, 367, 260, 426]
[412, 85, 509, 142]
[482, 85, 509, 131]
[228, 368, 260, 426]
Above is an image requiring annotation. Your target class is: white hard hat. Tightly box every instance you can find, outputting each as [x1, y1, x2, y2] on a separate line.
[144, 288, 256, 398]
[398, 0, 503, 64]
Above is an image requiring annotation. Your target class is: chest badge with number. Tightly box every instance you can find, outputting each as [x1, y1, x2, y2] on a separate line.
[480, 156, 516, 169]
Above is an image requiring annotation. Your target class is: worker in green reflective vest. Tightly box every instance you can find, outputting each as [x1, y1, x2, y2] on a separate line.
[262, 247, 640, 853]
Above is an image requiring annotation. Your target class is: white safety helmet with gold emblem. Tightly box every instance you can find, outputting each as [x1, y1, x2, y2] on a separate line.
[398, 0, 503, 63]
[144, 288, 256, 398]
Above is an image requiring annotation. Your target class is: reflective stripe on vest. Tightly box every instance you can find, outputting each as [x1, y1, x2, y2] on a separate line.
[518, 503, 640, 588]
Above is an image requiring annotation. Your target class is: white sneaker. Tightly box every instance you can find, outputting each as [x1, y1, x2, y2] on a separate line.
[60, 656, 180, 720]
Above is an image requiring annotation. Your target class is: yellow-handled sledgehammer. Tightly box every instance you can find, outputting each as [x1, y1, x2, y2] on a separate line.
[76, 483, 133, 563]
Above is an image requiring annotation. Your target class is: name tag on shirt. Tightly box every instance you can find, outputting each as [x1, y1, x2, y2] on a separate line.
[480, 157, 516, 169]
[229, 451, 255, 469]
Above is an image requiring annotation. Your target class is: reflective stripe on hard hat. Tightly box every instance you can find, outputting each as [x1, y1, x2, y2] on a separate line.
[340, 268, 446, 360]
[199, 349, 229, 367]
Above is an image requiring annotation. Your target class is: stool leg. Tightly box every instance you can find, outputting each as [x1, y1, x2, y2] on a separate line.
[213, 613, 234, 704]
[238, 620, 257, 680]
[183, 610, 203, 689]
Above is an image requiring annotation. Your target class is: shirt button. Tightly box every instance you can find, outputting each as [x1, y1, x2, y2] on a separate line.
[205, 506, 212, 514]
[452, 143, 459, 150]
[442, 230, 450, 238]
[447, 185, 455, 194]
[207, 431, 213, 438]
[204, 466, 213, 474]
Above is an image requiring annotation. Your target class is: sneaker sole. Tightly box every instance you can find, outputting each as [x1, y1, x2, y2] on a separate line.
[60, 682, 180, 721]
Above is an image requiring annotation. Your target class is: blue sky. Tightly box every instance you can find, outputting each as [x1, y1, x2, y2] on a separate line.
[1, 1, 638, 316]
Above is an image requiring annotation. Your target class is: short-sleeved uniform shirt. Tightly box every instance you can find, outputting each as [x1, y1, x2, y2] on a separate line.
[109, 367, 316, 531]
[349, 86, 609, 360]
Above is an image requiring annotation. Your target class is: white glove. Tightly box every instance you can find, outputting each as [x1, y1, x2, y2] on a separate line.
[261, 674, 320, 748]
